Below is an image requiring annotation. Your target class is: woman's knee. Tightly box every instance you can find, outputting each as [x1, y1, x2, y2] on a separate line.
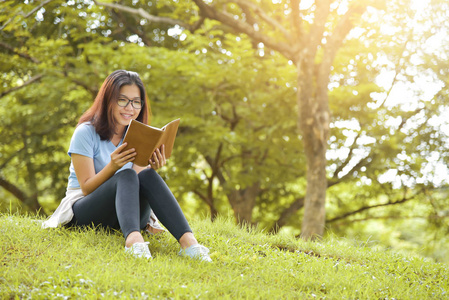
[114, 168, 140, 187]
[117, 168, 138, 179]
[137, 168, 158, 180]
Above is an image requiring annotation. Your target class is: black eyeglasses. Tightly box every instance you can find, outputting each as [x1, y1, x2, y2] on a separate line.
[117, 96, 143, 109]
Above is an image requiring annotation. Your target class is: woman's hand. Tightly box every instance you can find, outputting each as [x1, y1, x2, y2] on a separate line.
[110, 143, 136, 171]
[149, 144, 166, 170]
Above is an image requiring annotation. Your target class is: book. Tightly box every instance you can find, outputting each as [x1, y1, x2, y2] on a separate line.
[122, 118, 180, 167]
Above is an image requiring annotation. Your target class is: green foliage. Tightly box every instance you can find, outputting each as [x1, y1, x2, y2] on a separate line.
[1, 214, 448, 299]
[1, 0, 449, 261]
[320, 0, 449, 262]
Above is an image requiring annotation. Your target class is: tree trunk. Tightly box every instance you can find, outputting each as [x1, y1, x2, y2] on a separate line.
[300, 145, 328, 239]
[192, 189, 218, 222]
[296, 57, 330, 239]
[0, 176, 43, 213]
[270, 196, 304, 234]
[227, 182, 260, 225]
[209, 205, 219, 221]
[23, 134, 44, 214]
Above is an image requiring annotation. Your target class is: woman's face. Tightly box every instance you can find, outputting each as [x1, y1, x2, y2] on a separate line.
[113, 84, 142, 131]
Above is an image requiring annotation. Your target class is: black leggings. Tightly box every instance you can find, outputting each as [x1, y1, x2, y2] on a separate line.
[69, 168, 192, 240]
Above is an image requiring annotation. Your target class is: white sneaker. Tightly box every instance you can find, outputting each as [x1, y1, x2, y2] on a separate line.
[125, 242, 152, 259]
[179, 244, 212, 262]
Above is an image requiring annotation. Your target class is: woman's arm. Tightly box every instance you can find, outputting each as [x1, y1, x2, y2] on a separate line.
[73, 143, 136, 195]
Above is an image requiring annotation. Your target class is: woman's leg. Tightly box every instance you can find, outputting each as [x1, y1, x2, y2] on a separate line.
[138, 168, 194, 245]
[71, 169, 144, 244]
[138, 169, 212, 261]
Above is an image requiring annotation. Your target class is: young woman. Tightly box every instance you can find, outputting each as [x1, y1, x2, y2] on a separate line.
[43, 70, 211, 262]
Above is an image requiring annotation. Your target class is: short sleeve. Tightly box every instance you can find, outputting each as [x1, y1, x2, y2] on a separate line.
[68, 123, 96, 158]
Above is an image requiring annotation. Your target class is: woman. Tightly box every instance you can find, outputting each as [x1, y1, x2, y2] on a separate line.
[43, 70, 211, 262]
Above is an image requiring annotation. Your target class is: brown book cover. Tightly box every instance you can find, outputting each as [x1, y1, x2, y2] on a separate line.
[122, 118, 180, 166]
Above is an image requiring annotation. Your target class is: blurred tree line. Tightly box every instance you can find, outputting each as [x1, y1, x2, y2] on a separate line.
[1, 0, 448, 261]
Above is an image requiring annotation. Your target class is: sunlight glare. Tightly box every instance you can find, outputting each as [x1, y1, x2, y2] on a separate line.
[299, 0, 313, 10]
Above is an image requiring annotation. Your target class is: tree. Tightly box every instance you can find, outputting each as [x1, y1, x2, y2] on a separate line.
[0, 0, 157, 212]
[131, 28, 303, 225]
[92, 0, 389, 238]
[1, 0, 448, 250]
[0, 0, 303, 223]
[320, 0, 449, 260]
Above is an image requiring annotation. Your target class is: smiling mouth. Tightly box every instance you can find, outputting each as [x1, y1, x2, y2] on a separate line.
[121, 113, 133, 119]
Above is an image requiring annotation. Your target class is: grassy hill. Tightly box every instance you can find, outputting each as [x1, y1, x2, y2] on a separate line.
[1, 214, 448, 299]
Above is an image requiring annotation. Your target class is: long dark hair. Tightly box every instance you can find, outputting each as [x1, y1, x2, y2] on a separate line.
[78, 70, 151, 140]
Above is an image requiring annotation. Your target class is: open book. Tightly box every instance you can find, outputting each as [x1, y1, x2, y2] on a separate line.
[122, 118, 180, 167]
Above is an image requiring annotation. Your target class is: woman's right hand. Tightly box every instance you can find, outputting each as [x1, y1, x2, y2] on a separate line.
[110, 143, 136, 171]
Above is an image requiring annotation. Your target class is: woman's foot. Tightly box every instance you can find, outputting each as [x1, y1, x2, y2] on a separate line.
[178, 232, 198, 249]
[125, 231, 145, 248]
[125, 242, 152, 259]
[178, 232, 212, 262]
[179, 244, 212, 262]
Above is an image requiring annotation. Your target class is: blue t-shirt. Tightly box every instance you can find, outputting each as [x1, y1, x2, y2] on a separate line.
[67, 122, 133, 188]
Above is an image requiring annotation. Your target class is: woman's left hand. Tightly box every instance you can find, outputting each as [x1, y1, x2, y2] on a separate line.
[149, 144, 166, 170]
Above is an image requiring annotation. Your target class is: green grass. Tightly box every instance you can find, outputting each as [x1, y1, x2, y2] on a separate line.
[1, 214, 448, 299]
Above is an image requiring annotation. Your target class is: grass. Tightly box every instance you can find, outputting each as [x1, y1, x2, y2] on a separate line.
[1, 214, 448, 299]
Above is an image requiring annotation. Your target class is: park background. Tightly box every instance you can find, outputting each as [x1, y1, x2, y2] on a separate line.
[1, 0, 448, 264]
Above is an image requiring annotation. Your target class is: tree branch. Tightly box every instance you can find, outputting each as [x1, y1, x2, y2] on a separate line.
[0, 41, 41, 64]
[219, 154, 240, 168]
[192, 189, 213, 207]
[398, 107, 424, 131]
[111, 9, 153, 46]
[270, 196, 304, 233]
[313, 3, 369, 134]
[332, 132, 361, 179]
[323, 3, 368, 66]
[307, 0, 331, 56]
[205, 154, 227, 187]
[24, 0, 54, 18]
[0, 148, 27, 171]
[376, 28, 414, 108]
[192, 0, 294, 59]
[0, 0, 54, 31]
[69, 78, 98, 97]
[190, 15, 206, 32]
[330, 215, 447, 227]
[230, 0, 291, 40]
[205, 143, 223, 180]
[0, 176, 29, 206]
[343, 155, 372, 179]
[289, 0, 302, 43]
[0, 74, 44, 98]
[93, 0, 190, 30]
[269, 179, 344, 233]
[327, 193, 419, 224]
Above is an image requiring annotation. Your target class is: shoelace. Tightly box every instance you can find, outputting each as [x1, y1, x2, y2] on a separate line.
[186, 244, 211, 261]
[127, 242, 152, 259]
[191, 245, 209, 255]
